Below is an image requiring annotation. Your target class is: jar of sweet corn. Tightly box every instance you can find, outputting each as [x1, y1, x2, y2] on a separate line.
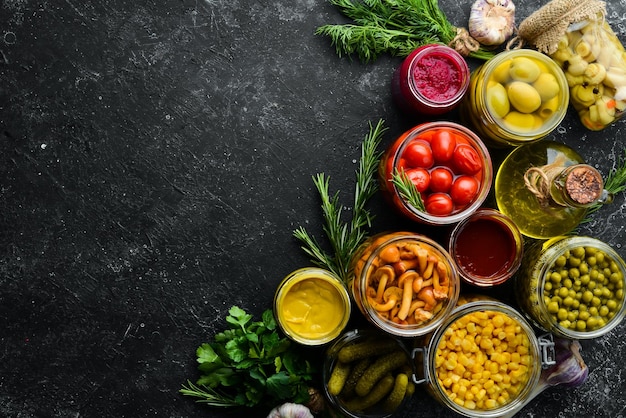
[516, 236, 626, 339]
[412, 299, 555, 417]
[460, 49, 569, 147]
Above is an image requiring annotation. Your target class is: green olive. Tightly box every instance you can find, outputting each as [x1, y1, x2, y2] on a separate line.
[532, 72, 560, 102]
[507, 81, 542, 114]
[485, 82, 510, 119]
[508, 56, 541, 83]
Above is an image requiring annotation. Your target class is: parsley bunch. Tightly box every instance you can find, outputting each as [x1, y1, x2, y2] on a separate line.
[180, 306, 316, 408]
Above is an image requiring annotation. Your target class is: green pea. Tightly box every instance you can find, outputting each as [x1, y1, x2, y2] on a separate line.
[563, 296, 574, 307]
[610, 272, 621, 284]
[580, 275, 590, 286]
[585, 246, 598, 256]
[579, 310, 590, 321]
[558, 286, 569, 298]
[576, 320, 587, 331]
[587, 256, 597, 266]
[567, 311, 578, 322]
[615, 289, 623, 299]
[550, 272, 562, 284]
[588, 306, 599, 316]
[599, 305, 609, 317]
[590, 270, 599, 280]
[557, 308, 568, 321]
[587, 317, 599, 329]
[559, 319, 572, 329]
[582, 290, 593, 303]
[607, 299, 618, 311]
[588, 281, 597, 290]
[544, 281, 553, 292]
[573, 247, 586, 258]
[547, 301, 559, 313]
[596, 252, 605, 264]
[610, 260, 620, 273]
[569, 257, 582, 267]
[579, 263, 589, 274]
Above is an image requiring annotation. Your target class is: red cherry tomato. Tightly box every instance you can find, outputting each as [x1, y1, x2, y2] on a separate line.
[403, 140, 434, 169]
[452, 144, 483, 175]
[425, 193, 454, 216]
[450, 175, 480, 206]
[431, 130, 457, 163]
[429, 167, 454, 193]
[404, 168, 431, 193]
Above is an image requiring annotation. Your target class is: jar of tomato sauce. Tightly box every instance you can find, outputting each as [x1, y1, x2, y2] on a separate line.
[448, 208, 523, 287]
[392, 44, 470, 116]
[379, 121, 492, 225]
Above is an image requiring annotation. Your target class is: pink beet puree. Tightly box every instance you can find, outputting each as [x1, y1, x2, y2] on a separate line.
[413, 53, 463, 102]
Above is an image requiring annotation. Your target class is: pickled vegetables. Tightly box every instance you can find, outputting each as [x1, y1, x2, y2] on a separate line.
[551, 20, 626, 130]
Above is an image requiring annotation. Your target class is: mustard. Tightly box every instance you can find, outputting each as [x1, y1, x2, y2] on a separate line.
[274, 268, 350, 345]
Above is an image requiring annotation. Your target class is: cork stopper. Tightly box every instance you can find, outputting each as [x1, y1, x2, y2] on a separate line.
[564, 165, 603, 205]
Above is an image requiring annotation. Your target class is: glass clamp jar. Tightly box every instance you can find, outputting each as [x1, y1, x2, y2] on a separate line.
[516, 236, 626, 339]
[411, 300, 556, 418]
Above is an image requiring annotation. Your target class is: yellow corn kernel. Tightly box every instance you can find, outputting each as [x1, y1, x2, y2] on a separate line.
[484, 399, 498, 409]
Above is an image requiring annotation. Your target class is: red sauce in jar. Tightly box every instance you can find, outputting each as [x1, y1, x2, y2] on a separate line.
[453, 217, 516, 279]
[412, 53, 462, 102]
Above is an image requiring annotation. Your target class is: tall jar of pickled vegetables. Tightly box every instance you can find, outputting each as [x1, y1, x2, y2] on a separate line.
[515, 236, 626, 339]
[412, 299, 555, 417]
[516, 0, 626, 131]
[460, 49, 569, 147]
[349, 232, 460, 337]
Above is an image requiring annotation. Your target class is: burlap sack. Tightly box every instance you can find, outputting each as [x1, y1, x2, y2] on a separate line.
[516, 0, 606, 54]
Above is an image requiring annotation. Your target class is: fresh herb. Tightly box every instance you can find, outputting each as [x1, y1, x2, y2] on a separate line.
[316, 0, 495, 63]
[391, 168, 426, 212]
[180, 306, 316, 408]
[584, 149, 626, 219]
[293, 119, 386, 283]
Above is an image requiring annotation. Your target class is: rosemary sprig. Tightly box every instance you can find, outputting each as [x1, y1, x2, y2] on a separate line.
[585, 148, 626, 219]
[293, 119, 386, 283]
[316, 0, 495, 63]
[391, 168, 426, 212]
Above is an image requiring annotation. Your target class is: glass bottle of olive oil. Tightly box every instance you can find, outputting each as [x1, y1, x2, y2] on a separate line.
[495, 141, 601, 239]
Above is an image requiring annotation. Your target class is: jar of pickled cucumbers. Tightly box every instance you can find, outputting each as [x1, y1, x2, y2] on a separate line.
[460, 49, 569, 147]
[322, 328, 414, 418]
[412, 299, 556, 417]
[516, 236, 626, 339]
[349, 232, 460, 337]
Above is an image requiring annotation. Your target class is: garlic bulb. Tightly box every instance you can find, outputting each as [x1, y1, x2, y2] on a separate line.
[266, 403, 314, 418]
[468, 0, 516, 46]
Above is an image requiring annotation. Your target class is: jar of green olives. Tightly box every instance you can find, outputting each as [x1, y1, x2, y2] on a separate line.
[516, 236, 626, 339]
[460, 49, 569, 147]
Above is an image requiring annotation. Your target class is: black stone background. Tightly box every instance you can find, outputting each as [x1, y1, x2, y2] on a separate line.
[1, 0, 625, 417]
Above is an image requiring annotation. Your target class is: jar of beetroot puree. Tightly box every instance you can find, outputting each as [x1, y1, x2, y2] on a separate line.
[448, 208, 524, 287]
[392, 44, 470, 116]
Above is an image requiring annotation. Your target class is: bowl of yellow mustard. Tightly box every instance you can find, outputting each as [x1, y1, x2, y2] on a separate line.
[273, 267, 351, 346]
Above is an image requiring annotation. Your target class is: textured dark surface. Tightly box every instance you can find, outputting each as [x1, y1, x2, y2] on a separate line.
[1, 0, 626, 417]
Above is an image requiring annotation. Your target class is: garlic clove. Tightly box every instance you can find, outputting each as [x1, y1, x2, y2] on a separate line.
[468, 0, 516, 46]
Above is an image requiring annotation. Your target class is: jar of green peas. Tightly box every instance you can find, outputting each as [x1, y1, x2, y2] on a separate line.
[515, 236, 626, 339]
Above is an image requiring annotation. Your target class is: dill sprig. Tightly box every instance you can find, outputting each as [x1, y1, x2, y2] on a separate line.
[316, 0, 495, 63]
[391, 168, 426, 212]
[294, 119, 387, 283]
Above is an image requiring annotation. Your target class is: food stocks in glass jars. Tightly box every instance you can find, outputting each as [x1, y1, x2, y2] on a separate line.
[515, 0, 626, 130]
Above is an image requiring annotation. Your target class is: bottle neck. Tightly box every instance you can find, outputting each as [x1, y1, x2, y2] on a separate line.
[550, 164, 611, 208]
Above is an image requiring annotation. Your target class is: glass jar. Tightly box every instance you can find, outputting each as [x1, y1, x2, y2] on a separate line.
[460, 49, 569, 147]
[273, 267, 351, 346]
[391, 44, 470, 116]
[322, 329, 413, 418]
[379, 121, 492, 226]
[495, 140, 594, 239]
[349, 232, 460, 337]
[516, 236, 626, 339]
[412, 300, 555, 418]
[448, 208, 524, 287]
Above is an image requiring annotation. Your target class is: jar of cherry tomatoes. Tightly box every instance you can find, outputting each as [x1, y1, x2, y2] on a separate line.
[392, 44, 470, 116]
[379, 122, 492, 225]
